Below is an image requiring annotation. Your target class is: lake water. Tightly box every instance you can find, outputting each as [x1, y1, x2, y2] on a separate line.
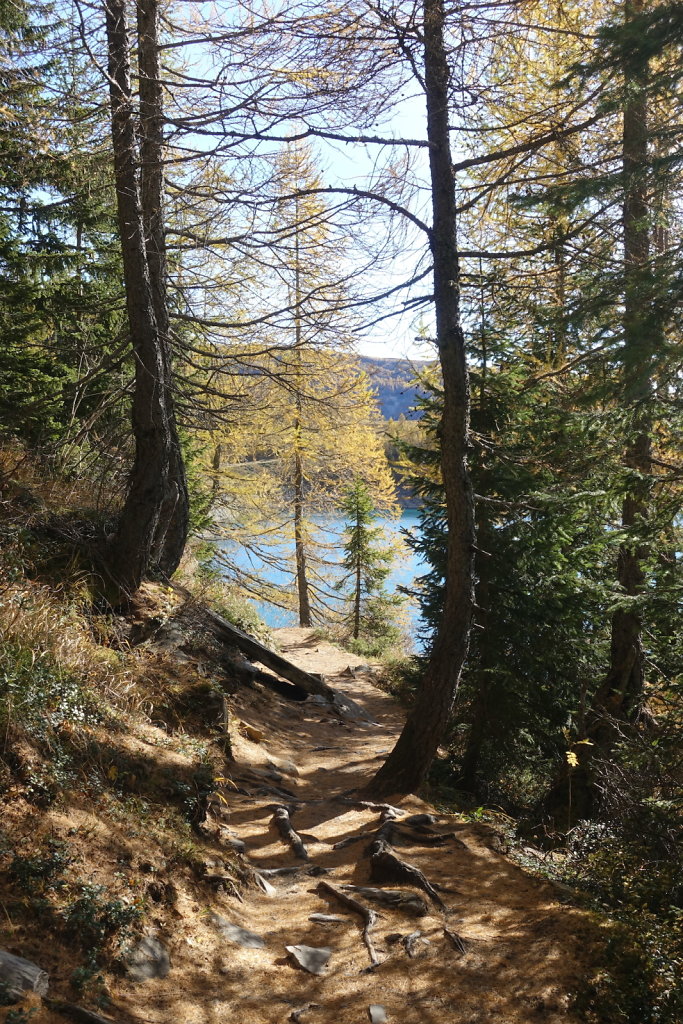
[214, 507, 430, 651]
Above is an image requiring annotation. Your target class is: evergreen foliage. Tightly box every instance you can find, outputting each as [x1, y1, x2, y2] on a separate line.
[0, 0, 681, 1011]
[339, 477, 403, 655]
[0, 2, 126, 454]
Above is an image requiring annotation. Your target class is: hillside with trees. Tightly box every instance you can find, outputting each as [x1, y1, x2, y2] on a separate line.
[0, 1, 681, 1022]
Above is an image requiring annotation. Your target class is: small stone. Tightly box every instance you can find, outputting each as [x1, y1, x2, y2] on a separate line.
[125, 934, 170, 982]
[253, 872, 277, 897]
[285, 944, 332, 975]
[268, 756, 300, 777]
[211, 914, 265, 949]
[369, 1007, 388, 1024]
[239, 723, 264, 742]
[225, 837, 246, 854]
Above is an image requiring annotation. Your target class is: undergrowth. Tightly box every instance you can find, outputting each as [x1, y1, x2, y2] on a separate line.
[0, 528, 135, 803]
[561, 806, 683, 1024]
[427, 740, 683, 1023]
[0, 457, 245, 1013]
[6, 834, 145, 959]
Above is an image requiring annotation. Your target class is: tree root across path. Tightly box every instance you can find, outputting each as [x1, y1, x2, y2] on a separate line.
[339, 885, 428, 916]
[317, 881, 380, 966]
[271, 805, 310, 860]
[330, 810, 455, 912]
[368, 838, 446, 911]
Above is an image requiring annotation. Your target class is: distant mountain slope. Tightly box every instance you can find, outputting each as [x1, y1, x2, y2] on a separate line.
[359, 355, 432, 419]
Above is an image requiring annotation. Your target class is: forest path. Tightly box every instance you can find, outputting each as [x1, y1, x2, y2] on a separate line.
[117, 628, 597, 1024]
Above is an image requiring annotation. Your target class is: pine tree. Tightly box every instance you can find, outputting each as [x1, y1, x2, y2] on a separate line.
[339, 477, 401, 651]
[0, 2, 127, 453]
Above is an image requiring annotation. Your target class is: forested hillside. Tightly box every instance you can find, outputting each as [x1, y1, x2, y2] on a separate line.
[0, 1, 681, 1022]
[359, 357, 430, 420]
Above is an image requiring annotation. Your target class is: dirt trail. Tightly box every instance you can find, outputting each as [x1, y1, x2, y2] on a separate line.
[113, 627, 596, 1024]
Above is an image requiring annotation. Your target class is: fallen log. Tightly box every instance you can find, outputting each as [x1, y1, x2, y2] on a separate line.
[272, 806, 309, 860]
[0, 949, 48, 999]
[172, 589, 333, 698]
[318, 880, 380, 966]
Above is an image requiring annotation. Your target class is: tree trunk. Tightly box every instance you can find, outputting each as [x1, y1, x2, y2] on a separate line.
[291, 222, 312, 627]
[368, 0, 475, 796]
[545, 0, 654, 827]
[104, 0, 186, 598]
[294, 418, 312, 627]
[595, 0, 652, 727]
[137, 0, 189, 575]
[353, 512, 362, 640]
[211, 442, 222, 501]
[459, 512, 494, 793]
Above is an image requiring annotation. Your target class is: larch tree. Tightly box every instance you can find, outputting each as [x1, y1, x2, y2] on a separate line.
[367, 0, 475, 796]
[206, 345, 397, 624]
[103, 0, 188, 599]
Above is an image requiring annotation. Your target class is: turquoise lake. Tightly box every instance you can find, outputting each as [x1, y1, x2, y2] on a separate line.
[215, 507, 430, 652]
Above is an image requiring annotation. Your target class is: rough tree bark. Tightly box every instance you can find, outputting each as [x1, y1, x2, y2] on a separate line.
[104, 0, 188, 598]
[137, 0, 189, 575]
[368, 0, 475, 796]
[292, 226, 312, 627]
[545, 0, 654, 826]
[594, 0, 652, 728]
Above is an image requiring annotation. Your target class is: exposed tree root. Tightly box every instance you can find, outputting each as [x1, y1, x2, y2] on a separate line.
[368, 839, 446, 910]
[338, 797, 405, 820]
[340, 884, 428, 916]
[393, 829, 463, 848]
[289, 1003, 321, 1022]
[271, 805, 309, 860]
[443, 926, 467, 954]
[401, 930, 422, 958]
[318, 880, 380, 966]
[332, 833, 367, 850]
[335, 814, 460, 852]
[47, 1002, 126, 1024]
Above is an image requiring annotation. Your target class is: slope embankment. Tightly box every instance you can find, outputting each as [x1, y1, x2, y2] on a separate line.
[0, 618, 601, 1024]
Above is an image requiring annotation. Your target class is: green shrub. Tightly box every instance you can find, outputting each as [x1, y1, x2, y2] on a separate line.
[564, 810, 683, 1024]
[63, 883, 143, 949]
[9, 839, 72, 891]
